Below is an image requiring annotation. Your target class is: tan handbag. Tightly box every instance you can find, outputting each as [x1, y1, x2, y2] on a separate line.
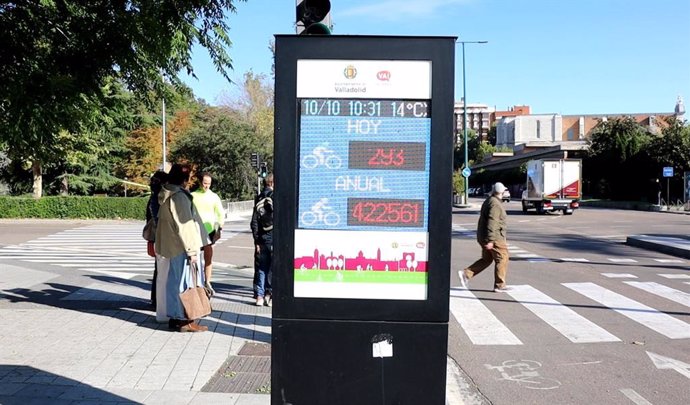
[179, 261, 212, 319]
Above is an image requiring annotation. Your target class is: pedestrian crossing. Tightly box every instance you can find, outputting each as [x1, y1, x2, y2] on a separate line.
[450, 280, 690, 345]
[452, 224, 689, 266]
[0, 224, 237, 280]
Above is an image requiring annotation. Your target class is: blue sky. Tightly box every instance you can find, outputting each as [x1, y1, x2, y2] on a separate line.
[182, 0, 690, 115]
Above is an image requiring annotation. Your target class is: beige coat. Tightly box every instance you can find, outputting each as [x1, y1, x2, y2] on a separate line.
[154, 184, 207, 258]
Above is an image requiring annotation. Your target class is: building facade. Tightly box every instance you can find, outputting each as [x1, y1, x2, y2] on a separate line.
[495, 97, 686, 155]
[453, 100, 494, 144]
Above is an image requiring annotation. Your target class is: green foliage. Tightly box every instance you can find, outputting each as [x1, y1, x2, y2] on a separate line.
[0, 196, 147, 219]
[0, 1, 245, 196]
[170, 107, 260, 200]
[452, 170, 465, 195]
[454, 129, 477, 169]
[647, 117, 690, 174]
[585, 117, 654, 200]
[475, 141, 497, 163]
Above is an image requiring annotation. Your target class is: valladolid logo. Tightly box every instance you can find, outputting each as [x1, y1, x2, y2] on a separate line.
[343, 65, 357, 79]
[335, 64, 366, 94]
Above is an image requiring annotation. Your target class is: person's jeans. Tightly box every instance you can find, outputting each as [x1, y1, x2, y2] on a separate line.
[254, 243, 273, 298]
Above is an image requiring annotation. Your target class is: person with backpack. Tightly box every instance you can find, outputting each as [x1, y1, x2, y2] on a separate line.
[250, 173, 274, 306]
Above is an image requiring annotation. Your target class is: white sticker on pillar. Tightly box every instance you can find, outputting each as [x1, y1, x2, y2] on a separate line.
[372, 333, 393, 358]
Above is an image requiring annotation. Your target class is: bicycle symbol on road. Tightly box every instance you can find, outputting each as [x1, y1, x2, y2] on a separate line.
[301, 198, 340, 226]
[485, 359, 561, 390]
[301, 143, 342, 169]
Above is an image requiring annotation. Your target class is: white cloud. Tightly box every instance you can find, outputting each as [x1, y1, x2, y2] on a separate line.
[339, 0, 473, 21]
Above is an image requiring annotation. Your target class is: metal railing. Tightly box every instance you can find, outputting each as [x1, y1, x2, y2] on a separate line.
[659, 198, 690, 211]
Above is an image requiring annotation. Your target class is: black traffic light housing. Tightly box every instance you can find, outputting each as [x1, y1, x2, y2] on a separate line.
[296, 0, 331, 35]
[250, 152, 260, 169]
[260, 162, 268, 178]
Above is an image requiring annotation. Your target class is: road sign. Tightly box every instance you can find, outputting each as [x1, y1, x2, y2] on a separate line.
[663, 167, 673, 177]
[462, 167, 471, 177]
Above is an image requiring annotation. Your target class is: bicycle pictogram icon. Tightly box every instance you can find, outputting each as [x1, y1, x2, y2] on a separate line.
[301, 144, 342, 169]
[301, 198, 340, 226]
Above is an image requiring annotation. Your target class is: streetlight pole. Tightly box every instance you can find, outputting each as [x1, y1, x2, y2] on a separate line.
[162, 97, 167, 170]
[458, 40, 487, 204]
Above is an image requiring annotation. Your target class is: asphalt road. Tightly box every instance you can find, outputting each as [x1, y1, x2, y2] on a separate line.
[448, 199, 690, 405]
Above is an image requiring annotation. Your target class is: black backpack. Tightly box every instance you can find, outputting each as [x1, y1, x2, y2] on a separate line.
[255, 190, 273, 232]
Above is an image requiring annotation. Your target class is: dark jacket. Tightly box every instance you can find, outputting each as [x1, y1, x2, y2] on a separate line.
[476, 195, 507, 244]
[250, 186, 273, 246]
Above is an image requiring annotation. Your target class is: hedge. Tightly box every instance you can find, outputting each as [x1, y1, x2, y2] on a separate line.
[0, 196, 148, 219]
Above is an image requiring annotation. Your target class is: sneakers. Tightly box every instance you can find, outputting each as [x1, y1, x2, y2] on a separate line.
[493, 286, 512, 293]
[458, 270, 469, 289]
[255, 297, 265, 306]
[265, 294, 273, 307]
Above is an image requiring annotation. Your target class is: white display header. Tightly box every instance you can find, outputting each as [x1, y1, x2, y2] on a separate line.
[297, 60, 431, 99]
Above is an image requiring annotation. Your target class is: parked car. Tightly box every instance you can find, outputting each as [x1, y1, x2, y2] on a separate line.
[502, 189, 511, 202]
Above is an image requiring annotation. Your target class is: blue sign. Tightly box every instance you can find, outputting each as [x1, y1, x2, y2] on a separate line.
[663, 167, 674, 177]
[461, 167, 471, 178]
[298, 98, 431, 232]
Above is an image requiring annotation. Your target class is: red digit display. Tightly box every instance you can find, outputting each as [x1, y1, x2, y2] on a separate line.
[348, 198, 424, 227]
[349, 141, 425, 171]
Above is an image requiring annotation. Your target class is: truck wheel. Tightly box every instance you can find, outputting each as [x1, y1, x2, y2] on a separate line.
[522, 201, 528, 213]
[536, 204, 545, 215]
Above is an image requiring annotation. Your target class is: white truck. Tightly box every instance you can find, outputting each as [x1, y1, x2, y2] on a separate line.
[521, 159, 582, 215]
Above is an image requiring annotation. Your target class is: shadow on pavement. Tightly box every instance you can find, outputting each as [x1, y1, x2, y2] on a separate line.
[0, 365, 136, 404]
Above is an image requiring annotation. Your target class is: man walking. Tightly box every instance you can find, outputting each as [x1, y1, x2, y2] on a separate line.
[250, 173, 274, 306]
[459, 182, 511, 292]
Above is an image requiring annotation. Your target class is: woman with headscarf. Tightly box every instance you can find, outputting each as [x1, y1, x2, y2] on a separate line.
[155, 163, 210, 332]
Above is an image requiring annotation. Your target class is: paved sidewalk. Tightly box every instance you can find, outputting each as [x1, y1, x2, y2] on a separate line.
[0, 256, 465, 405]
[626, 234, 690, 259]
[0, 259, 272, 405]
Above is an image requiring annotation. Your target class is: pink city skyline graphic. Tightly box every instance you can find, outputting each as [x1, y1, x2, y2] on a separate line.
[294, 248, 427, 272]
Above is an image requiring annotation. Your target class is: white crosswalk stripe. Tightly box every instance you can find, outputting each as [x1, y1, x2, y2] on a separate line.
[564, 282, 690, 339]
[451, 281, 690, 346]
[505, 285, 620, 343]
[2, 225, 152, 277]
[624, 282, 690, 308]
[449, 288, 522, 345]
[0, 224, 240, 279]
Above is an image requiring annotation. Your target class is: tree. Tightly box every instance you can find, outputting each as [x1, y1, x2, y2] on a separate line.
[648, 118, 690, 173]
[0, 1, 244, 197]
[585, 117, 654, 200]
[170, 106, 260, 200]
[218, 70, 274, 168]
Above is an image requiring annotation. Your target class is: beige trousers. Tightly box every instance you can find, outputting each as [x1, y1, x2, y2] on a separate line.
[463, 241, 509, 289]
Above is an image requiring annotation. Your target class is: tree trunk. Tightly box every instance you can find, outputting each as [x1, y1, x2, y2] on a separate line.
[32, 159, 42, 199]
[60, 174, 68, 196]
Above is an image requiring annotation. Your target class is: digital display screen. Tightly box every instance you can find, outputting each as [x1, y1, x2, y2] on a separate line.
[347, 198, 424, 227]
[301, 99, 429, 118]
[297, 98, 431, 232]
[293, 60, 433, 301]
[348, 141, 426, 171]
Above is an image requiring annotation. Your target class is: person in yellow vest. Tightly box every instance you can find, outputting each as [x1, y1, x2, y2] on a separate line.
[192, 172, 225, 296]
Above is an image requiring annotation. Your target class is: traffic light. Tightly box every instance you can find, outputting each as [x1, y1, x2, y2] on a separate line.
[250, 152, 260, 169]
[296, 0, 331, 35]
[260, 162, 268, 178]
